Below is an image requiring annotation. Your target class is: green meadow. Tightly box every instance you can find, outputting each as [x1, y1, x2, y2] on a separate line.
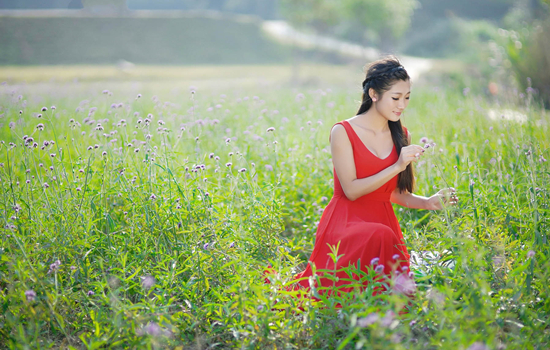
[0, 65, 549, 349]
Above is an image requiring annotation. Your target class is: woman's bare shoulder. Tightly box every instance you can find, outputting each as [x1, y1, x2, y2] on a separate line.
[330, 123, 350, 145]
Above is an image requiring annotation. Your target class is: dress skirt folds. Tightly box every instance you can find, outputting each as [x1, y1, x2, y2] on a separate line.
[288, 121, 412, 295]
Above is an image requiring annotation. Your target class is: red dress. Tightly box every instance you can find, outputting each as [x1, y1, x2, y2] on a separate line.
[292, 120, 411, 294]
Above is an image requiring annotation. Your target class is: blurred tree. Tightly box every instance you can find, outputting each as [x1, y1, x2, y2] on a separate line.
[499, 0, 550, 107]
[415, 0, 515, 20]
[127, 0, 278, 19]
[0, 0, 71, 8]
[68, 0, 83, 9]
[0, 0, 278, 17]
[278, 0, 418, 50]
[82, 0, 127, 10]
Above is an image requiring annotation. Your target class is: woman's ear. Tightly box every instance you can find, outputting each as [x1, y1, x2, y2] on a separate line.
[369, 88, 377, 102]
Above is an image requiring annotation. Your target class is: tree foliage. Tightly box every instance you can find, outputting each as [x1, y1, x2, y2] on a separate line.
[82, 0, 127, 9]
[279, 0, 418, 46]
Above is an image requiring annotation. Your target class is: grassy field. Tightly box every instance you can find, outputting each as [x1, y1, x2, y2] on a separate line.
[0, 14, 289, 65]
[0, 65, 549, 349]
[0, 64, 362, 87]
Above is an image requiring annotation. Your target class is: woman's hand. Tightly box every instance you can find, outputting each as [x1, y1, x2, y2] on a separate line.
[427, 187, 458, 210]
[396, 144, 426, 171]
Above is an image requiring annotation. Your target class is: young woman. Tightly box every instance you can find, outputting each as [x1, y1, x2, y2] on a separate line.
[290, 56, 458, 296]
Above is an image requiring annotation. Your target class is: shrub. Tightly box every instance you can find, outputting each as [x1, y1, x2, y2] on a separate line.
[499, 19, 550, 108]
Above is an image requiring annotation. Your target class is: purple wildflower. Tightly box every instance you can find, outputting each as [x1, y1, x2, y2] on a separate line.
[394, 273, 416, 295]
[266, 127, 275, 132]
[229, 242, 235, 248]
[25, 290, 36, 301]
[41, 107, 47, 112]
[141, 275, 155, 289]
[527, 250, 535, 258]
[87, 290, 95, 296]
[467, 342, 489, 350]
[357, 313, 378, 327]
[48, 259, 61, 273]
[370, 257, 380, 266]
[239, 168, 247, 173]
[375, 264, 385, 274]
[380, 311, 396, 327]
[144, 322, 162, 336]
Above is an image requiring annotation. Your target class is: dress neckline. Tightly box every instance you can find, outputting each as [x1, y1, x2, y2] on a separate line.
[344, 120, 395, 161]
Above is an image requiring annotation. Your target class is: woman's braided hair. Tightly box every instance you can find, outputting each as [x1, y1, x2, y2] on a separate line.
[356, 56, 414, 193]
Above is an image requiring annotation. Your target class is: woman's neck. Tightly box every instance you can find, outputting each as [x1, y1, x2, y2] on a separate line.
[356, 108, 390, 134]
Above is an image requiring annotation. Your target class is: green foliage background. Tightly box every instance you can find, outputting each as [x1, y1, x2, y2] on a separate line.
[0, 76, 549, 348]
[0, 15, 289, 65]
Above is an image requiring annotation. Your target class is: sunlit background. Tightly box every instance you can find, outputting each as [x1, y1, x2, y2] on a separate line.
[0, 0, 548, 106]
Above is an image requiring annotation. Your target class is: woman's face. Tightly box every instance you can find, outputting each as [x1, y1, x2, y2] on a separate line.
[372, 79, 411, 122]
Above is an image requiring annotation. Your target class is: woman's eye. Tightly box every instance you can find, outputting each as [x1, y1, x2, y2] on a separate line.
[406, 97, 410, 100]
[392, 98, 398, 101]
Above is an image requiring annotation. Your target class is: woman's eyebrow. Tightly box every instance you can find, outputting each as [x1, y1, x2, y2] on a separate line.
[391, 91, 411, 94]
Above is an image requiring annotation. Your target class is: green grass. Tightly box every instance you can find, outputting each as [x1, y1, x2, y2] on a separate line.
[0, 15, 289, 65]
[0, 64, 361, 86]
[0, 73, 549, 349]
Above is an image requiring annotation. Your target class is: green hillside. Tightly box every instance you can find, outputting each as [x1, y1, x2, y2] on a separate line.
[0, 12, 290, 65]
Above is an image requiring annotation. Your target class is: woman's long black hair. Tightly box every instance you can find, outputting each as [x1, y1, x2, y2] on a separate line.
[357, 56, 414, 193]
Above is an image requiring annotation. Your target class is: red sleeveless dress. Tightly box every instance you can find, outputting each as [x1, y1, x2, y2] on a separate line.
[292, 120, 411, 294]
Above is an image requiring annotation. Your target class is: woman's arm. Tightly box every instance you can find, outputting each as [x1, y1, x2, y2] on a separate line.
[331, 124, 424, 201]
[390, 190, 431, 209]
[391, 187, 458, 209]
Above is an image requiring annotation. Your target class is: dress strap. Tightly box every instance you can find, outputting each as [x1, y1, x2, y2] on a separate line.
[330, 121, 358, 149]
